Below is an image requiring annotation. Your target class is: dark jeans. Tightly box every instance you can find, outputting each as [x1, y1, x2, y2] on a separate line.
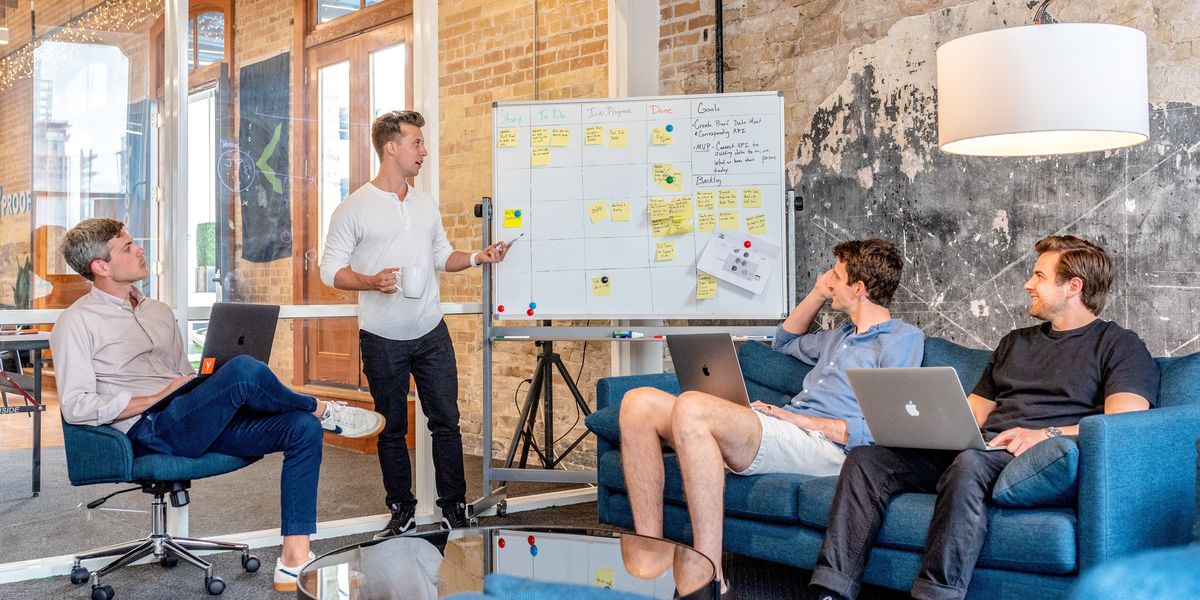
[811, 446, 1014, 600]
[126, 355, 322, 536]
[359, 320, 465, 511]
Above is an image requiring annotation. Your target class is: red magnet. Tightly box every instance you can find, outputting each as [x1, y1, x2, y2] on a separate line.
[528, 535, 536, 545]
[527, 308, 535, 316]
[498, 305, 505, 313]
[744, 240, 752, 248]
[498, 538, 506, 549]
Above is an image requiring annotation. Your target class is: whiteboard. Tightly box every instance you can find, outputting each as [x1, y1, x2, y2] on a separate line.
[491, 92, 790, 320]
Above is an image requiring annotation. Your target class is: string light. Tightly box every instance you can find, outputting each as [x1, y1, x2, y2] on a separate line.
[0, 0, 164, 92]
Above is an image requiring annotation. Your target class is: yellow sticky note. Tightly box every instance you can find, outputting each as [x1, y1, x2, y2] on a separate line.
[647, 198, 670, 221]
[670, 216, 693, 235]
[655, 241, 677, 262]
[719, 210, 739, 230]
[670, 196, 692, 218]
[651, 218, 671, 237]
[531, 128, 550, 147]
[551, 127, 571, 147]
[746, 213, 767, 235]
[497, 129, 517, 148]
[652, 163, 672, 185]
[697, 273, 717, 300]
[530, 147, 551, 167]
[696, 190, 716, 211]
[718, 189, 738, 208]
[651, 127, 673, 145]
[588, 201, 609, 223]
[743, 188, 763, 208]
[697, 212, 717, 232]
[585, 125, 603, 145]
[594, 567, 614, 588]
[591, 276, 612, 297]
[611, 201, 630, 222]
[503, 209, 523, 228]
[609, 128, 628, 148]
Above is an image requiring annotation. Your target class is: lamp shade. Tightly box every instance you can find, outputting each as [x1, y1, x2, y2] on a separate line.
[936, 23, 1148, 156]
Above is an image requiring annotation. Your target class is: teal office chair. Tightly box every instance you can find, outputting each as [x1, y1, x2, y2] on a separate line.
[62, 420, 263, 599]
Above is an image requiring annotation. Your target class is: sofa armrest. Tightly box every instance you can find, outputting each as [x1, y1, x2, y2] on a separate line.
[62, 421, 135, 485]
[595, 373, 679, 412]
[1077, 404, 1200, 568]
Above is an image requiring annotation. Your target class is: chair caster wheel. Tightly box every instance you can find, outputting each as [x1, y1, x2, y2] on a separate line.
[496, 499, 508, 517]
[90, 584, 115, 600]
[206, 575, 225, 595]
[160, 553, 178, 568]
[70, 566, 90, 585]
[241, 554, 260, 572]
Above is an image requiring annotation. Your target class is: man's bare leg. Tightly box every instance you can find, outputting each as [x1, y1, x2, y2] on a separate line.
[619, 387, 680, 538]
[671, 391, 763, 585]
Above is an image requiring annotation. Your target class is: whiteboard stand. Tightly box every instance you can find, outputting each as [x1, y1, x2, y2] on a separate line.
[501, 331, 593, 469]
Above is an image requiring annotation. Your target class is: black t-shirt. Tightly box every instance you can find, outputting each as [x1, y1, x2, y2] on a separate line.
[972, 319, 1159, 437]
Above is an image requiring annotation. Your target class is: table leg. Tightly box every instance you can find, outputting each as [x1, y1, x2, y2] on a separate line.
[33, 349, 42, 497]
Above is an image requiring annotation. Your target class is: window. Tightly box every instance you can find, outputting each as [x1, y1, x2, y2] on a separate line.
[316, 0, 387, 25]
[190, 12, 226, 71]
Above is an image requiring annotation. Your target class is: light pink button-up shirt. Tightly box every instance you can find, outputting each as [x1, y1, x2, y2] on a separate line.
[50, 286, 194, 433]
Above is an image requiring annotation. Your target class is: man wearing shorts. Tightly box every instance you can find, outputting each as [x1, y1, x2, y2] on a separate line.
[619, 239, 924, 588]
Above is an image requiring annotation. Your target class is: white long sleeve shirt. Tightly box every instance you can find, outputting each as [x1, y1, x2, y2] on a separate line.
[49, 286, 194, 433]
[319, 182, 456, 341]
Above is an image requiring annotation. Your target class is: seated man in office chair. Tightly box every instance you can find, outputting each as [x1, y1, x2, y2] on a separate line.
[50, 218, 386, 592]
[619, 239, 925, 591]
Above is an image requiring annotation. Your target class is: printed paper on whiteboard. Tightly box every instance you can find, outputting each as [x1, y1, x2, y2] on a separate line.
[696, 231, 781, 295]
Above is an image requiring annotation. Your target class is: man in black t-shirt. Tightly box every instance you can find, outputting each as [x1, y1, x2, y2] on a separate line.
[809, 235, 1159, 600]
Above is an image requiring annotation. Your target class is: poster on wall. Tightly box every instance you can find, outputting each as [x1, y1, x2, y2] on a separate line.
[237, 52, 292, 263]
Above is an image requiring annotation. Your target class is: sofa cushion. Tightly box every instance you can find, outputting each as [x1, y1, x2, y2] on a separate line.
[920, 337, 993, 393]
[482, 573, 650, 600]
[992, 436, 1079, 507]
[738, 341, 811, 403]
[794, 476, 1078, 575]
[585, 405, 622, 447]
[597, 450, 816, 524]
[1155, 353, 1200, 409]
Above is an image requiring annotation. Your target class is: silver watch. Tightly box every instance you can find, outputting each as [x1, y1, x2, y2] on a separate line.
[1044, 426, 1063, 438]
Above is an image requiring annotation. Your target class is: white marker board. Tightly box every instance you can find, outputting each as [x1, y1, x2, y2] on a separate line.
[491, 92, 790, 320]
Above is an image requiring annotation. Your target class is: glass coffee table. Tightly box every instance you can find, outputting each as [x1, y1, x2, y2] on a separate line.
[297, 525, 717, 599]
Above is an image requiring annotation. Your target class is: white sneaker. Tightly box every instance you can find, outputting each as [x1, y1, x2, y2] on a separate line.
[272, 552, 315, 593]
[320, 401, 385, 438]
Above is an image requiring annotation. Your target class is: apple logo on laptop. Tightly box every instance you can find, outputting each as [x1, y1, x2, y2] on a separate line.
[702, 365, 711, 376]
[905, 401, 920, 417]
[237, 335, 245, 346]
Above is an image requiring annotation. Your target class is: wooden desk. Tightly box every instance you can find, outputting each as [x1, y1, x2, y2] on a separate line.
[0, 331, 50, 497]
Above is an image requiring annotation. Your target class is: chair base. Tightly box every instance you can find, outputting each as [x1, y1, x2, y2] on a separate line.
[71, 487, 259, 597]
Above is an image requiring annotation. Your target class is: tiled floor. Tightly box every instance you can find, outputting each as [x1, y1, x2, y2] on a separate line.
[0, 387, 61, 450]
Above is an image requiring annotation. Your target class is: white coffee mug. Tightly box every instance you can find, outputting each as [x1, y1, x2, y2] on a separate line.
[401, 266, 430, 299]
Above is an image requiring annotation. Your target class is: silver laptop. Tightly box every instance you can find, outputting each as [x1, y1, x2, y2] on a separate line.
[846, 367, 1006, 451]
[666, 333, 752, 407]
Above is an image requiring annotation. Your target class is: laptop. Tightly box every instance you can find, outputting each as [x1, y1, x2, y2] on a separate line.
[145, 303, 281, 413]
[666, 333, 752, 407]
[845, 367, 1007, 451]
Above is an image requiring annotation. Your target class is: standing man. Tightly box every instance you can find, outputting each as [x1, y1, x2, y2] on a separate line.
[619, 239, 925, 590]
[810, 235, 1159, 600]
[320, 110, 509, 537]
[52, 218, 384, 592]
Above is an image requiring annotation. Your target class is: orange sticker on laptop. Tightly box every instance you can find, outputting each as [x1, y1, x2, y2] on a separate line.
[200, 357, 216, 375]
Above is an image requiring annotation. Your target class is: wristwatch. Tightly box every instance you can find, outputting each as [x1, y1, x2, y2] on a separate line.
[1044, 426, 1063, 438]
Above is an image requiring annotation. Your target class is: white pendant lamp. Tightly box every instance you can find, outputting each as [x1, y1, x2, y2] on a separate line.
[936, 5, 1149, 157]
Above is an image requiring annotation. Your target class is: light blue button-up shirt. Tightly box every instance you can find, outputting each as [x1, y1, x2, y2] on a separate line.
[772, 319, 924, 450]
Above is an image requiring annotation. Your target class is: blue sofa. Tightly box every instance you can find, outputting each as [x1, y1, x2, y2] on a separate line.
[584, 337, 1200, 599]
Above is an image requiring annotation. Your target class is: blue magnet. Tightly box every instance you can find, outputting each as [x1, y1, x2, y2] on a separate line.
[530, 545, 538, 557]
[665, 124, 674, 132]
[529, 302, 537, 309]
[514, 209, 522, 217]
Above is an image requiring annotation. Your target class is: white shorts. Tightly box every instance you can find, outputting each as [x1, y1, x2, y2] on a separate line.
[731, 411, 847, 478]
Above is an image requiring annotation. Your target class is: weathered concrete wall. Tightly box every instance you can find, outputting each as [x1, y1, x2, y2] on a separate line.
[667, 0, 1200, 354]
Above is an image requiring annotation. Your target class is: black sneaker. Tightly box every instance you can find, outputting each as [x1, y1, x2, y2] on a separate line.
[373, 504, 416, 539]
[440, 502, 471, 529]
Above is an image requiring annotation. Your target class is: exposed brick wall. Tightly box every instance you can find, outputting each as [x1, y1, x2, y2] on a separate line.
[438, 0, 610, 468]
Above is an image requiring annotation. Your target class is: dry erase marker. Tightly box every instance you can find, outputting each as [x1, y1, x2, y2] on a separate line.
[505, 232, 525, 247]
[612, 331, 644, 339]
[494, 335, 531, 340]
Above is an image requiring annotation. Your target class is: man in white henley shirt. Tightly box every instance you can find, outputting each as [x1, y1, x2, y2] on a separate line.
[319, 110, 508, 537]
